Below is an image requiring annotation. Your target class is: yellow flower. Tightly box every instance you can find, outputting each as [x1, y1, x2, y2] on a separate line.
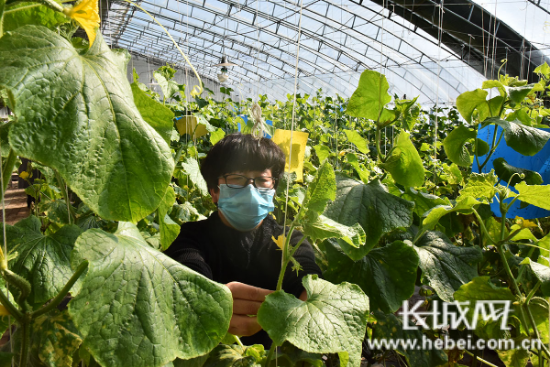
[19, 171, 30, 180]
[514, 216, 538, 229]
[64, 0, 100, 47]
[0, 305, 9, 316]
[272, 234, 286, 250]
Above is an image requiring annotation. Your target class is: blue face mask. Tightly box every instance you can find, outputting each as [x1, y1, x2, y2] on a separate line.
[217, 184, 275, 232]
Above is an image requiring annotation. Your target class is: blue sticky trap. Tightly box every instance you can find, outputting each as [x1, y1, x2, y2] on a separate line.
[237, 115, 273, 139]
[474, 125, 550, 219]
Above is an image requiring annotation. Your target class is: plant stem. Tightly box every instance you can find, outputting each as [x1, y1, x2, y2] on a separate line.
[478, 125, 500, 172]
[1, 150, 17, 202]
[264, 343, 277, 367]
[276, 226, 295, 291]
[0, 0, 5, 38]
[375, 127, 384, 162]
[2, 269, 31, 308]
[33, 260, 88, 318]
[55, 170, 74, 224]
[174, 143, 185, 164]
[526, 303, 550, 358]
[526, 281, 541, 304]
[0, 285, 22, 321]
[464, 350, 498, 367]
[501, 228, 522, 244]
[18, 312, 31, 367]
[495, 245, 530, 331]
[37, 0, 63, 12]
[472, 209, 496, 246]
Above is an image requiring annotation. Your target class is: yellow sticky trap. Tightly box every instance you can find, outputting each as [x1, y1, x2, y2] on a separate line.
[175, 115, 207, 139]
[64, 0, 100, 47]
[272, 129, 308, 182]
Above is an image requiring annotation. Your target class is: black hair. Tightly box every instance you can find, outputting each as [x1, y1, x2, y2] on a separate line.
[201, 133, 286, 191]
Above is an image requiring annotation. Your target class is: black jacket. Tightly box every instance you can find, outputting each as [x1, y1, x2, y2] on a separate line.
[164, 211, 322, 346]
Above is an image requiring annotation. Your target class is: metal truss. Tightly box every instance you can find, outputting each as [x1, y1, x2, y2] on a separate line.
[100, 0, 550, 102]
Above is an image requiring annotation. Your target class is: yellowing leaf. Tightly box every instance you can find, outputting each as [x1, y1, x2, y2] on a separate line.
[64, 0, 100, 46]
[272, 235, 286, 250]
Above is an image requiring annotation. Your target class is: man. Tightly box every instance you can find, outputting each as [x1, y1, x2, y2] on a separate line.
[164, 133, 321, 347]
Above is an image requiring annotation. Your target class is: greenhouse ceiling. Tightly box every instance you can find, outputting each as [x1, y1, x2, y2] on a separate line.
[100, 0, 550, 104]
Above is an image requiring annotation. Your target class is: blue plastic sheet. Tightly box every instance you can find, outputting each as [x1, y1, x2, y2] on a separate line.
[474, 125, 550, 218]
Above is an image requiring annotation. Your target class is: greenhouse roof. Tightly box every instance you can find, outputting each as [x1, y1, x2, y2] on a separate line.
[100, 0, 550, 103]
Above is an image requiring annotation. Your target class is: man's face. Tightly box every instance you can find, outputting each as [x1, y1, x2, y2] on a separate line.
[210, 168, 273, 204]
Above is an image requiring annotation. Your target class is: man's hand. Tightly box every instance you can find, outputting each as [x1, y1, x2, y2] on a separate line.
[225, 282, 273, 337]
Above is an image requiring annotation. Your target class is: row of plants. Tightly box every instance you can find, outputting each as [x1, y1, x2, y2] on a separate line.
[2, 0, 550, 366]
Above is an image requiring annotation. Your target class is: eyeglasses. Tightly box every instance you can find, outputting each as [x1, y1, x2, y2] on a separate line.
[219, 174, 276, 189]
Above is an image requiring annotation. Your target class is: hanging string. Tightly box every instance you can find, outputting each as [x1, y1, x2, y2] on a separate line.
[281, 0, 304, 256]
[108, 0, 113, 49]
[490, 0, 498, 79]
[481, 6, 487, 78]
[433, 0, 444, 184]
[0, 91, 12, 367]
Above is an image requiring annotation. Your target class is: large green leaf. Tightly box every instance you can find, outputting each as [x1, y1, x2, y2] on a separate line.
[414, 231, 482, 302]
[325, 178, 414, 255]
[0, 26, 175, 222]
[380, 131, 424, 187]
[210, 128, 225, 146]
[402, 188, 450, 218]
[506, 85, 534, 105]
[345, 153, 370, 183]
[181, 157, 209, 196]
[301, 162, 336, 223]
[484, 118, 550, 156]
[343, 130, 369, 154]
[131, 82, 174, 144]
[496, 338, 530, 367]
[69, 223, 232, 367]
[442, 125, 476, 167]
[154, 70, 180, 101]
[323, 240, 418, 313]
[371, 311, 447, 367]
[313, 144, 330, 163]
[422, 196, 480, 232]
[516, 182, 550, 210]
[258, 275, 369, 367]
[3, 1, 68, 32]
[454, 276, 515, 339]
[2, 216, 82, 307]
[395, 97, 419, 131]
[475, 138, 490, 156]
[456, 89, 488, 123]
[493, 157, 543, 186]
[460, 171, 498, 204]
[158, 186, 180, 251]
[346, 70, 391, 121]
[520, 258, 550, 297]
[302, 215, 366, 258]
